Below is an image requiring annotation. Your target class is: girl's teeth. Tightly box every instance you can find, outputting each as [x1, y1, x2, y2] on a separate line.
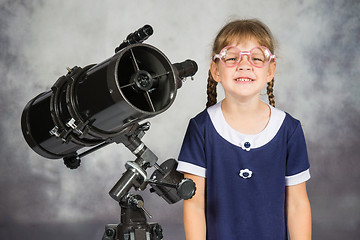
[236, 78, 253, 82]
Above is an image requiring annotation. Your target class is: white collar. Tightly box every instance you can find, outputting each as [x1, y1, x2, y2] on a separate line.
[207, 101, 286, 151]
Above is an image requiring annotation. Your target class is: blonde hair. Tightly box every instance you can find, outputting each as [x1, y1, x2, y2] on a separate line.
[206, 19, 276, 108]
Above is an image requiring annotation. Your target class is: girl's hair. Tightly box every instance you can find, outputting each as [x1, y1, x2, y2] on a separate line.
[206, 19, 276, 108]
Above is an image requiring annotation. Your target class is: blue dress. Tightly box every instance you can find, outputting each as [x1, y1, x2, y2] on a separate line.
[177, 102, 310, 240]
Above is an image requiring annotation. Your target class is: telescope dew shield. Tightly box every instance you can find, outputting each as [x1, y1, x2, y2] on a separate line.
[21, 43, 179, 159]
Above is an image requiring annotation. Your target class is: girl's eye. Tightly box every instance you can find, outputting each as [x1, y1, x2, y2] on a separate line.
[252, 57, 264, 62]
[224, 57, 238, 62]
[251, 52, 266, 63]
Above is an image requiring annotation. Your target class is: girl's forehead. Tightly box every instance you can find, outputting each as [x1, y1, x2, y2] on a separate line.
[223, 32, 258, 44]
[228, 37, 261, 49]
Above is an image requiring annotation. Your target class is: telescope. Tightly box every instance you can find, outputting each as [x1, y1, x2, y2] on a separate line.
[21, 25, 197, 240]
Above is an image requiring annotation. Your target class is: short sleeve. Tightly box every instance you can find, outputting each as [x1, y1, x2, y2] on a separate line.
[176, 118, 207, 178]
[285, 121, 311, 186]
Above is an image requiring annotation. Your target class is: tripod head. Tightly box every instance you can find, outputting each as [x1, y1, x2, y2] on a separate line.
[108, 121, 195, 204]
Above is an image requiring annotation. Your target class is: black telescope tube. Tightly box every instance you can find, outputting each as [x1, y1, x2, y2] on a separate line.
[21, 23, 198, 161]
[21, 44, 180, 159]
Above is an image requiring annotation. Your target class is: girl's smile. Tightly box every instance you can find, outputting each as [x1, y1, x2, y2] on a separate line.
[234, 77, 255, 82]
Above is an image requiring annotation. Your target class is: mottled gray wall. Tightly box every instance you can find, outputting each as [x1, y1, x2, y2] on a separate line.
[1, 0, 359, 239]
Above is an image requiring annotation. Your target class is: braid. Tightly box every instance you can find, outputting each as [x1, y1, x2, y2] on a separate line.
[206, 69, 218, 108]
[267, 78, 275, 107]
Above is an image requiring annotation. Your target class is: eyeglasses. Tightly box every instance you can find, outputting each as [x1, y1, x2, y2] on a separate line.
[213, 46, 276, 68]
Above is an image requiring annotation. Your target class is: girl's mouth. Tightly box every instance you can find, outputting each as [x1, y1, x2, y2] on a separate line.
[235, 78, 255, 82]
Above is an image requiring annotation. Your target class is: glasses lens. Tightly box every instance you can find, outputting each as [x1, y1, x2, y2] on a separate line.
[220, 47, 240, 67]
[250, 47, 271, 67]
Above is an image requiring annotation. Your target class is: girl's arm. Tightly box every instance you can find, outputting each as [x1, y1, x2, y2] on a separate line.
[286, 182, 312, 240]
[183, 173, 206, 240]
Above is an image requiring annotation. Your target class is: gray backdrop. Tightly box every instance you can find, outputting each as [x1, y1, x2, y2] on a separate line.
[1, 0, 359, 239]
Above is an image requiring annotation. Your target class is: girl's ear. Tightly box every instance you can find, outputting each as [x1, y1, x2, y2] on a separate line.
[210, 61, 221, 83]
[266, 61, 277, 83]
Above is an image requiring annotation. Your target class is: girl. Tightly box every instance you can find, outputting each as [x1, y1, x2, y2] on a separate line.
[177, 19, 311, 240]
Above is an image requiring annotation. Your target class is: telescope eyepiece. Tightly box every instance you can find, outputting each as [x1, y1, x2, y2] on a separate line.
[127, 25, 153, 44]
[115, 25, 154, 52]
[173, 59, 198, 89]
[173, 60, 198, 79]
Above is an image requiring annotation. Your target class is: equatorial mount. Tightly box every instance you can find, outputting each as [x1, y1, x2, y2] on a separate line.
[102, 122, 195, 240]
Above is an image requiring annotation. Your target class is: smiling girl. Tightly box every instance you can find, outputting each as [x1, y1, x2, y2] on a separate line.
[177, 19, 312, 240]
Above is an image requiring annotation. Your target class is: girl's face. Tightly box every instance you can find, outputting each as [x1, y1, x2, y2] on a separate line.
[210, 38, 276, 102]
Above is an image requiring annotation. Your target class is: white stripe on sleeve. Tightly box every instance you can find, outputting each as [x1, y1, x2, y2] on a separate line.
[176, 161, 206, 178]
[285, 169, 311, 186]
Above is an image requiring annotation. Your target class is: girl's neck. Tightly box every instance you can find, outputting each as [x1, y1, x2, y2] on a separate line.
[222, 96, 265, 114]
[221, 97, 271, 135]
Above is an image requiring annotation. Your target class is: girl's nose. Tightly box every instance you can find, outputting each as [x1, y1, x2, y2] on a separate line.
[237, 54, 252, 71]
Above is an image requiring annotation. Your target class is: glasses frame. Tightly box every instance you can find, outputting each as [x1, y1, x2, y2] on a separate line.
[213, 45, 276, 68]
